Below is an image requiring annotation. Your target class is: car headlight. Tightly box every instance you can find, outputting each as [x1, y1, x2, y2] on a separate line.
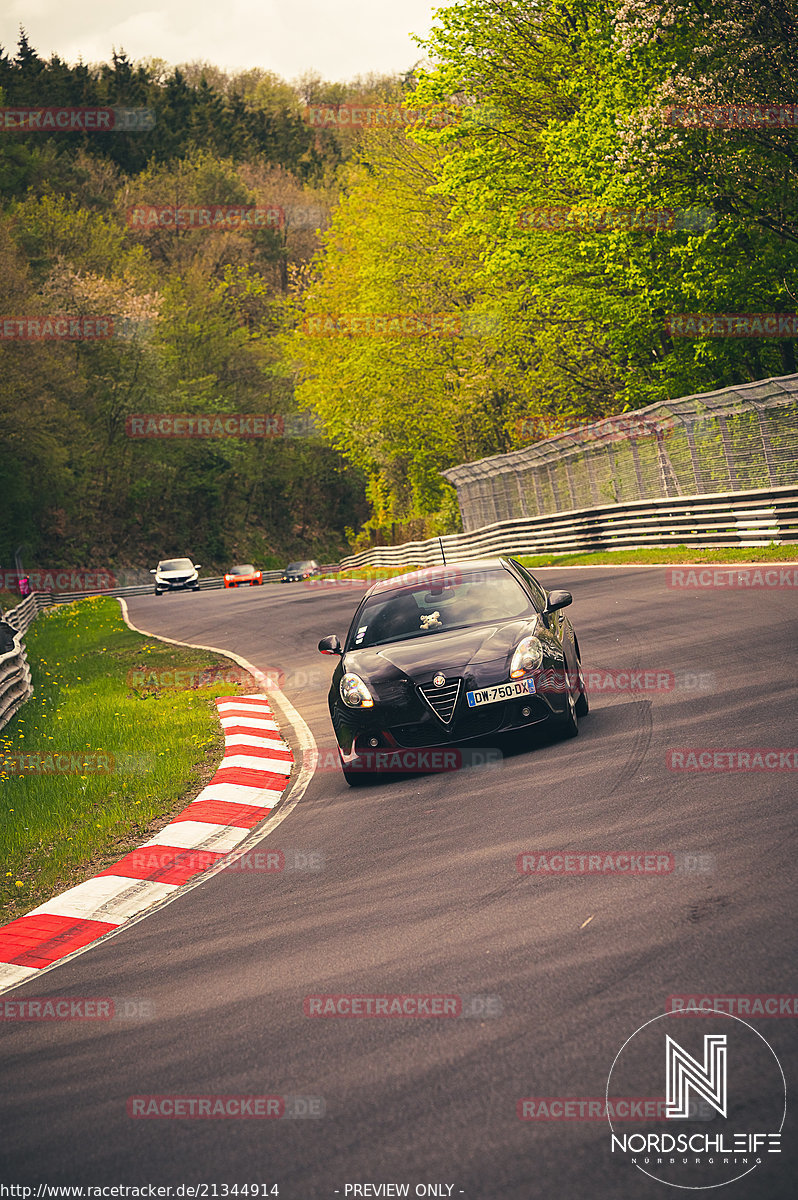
[339, 673, 374, 709]
[510, 635, 544, 678]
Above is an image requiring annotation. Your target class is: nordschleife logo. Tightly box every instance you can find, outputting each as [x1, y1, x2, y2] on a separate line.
[666, 1034, 727, 1119]
[606, 1011, 785, 1189]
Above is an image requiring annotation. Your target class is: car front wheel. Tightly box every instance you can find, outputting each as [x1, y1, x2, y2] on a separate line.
[342, 767, 381, 787]
[575, 662, 589, 716]
[560, 688, 579, 738]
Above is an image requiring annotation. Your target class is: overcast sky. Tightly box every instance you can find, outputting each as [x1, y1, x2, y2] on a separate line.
[0, 1, 452, 82]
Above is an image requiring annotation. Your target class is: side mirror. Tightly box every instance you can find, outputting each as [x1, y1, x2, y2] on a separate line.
[318, 634, 343, 656]
[150, 569, 157, 574]
[194, 564, 202, 569]
[545, 590, 572, 613]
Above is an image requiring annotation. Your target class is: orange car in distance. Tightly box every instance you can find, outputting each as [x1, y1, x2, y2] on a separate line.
[224, 564, 263, 588]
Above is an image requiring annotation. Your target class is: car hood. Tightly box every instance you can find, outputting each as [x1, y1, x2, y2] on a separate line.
[157, 568, 196, 578]
[346, 618, 540, 682]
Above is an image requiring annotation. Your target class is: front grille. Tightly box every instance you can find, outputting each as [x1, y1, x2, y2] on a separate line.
[418, 679, 461, 724]
[390, 725, 448, 748]
[455, 706, 505, 738]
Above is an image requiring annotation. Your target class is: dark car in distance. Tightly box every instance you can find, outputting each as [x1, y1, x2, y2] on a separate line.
[281, 559, 321, 583]
[318, 557, 589, 785]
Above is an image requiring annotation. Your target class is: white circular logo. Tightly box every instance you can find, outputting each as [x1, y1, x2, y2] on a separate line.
[433, 673, 446, 687]
[606, 1010, 786, 1190]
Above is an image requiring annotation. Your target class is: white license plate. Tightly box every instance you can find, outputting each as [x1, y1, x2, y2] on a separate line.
[466, 679, 536, 708]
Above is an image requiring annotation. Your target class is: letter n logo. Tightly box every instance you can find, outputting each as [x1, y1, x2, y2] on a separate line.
[666, 1034, 727, 1118]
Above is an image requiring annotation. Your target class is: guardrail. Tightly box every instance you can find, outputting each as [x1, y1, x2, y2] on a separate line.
[0, 623, 32, 733]
[338, 484, 798, 571]
[47, 575, 232, 603]
[4, 590, 55, 634]
[0, 593, 56, 732]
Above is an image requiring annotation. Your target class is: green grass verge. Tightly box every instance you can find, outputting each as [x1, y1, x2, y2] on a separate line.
[321, 543, 798, 582]
[0, 588, 23, 613]
[0, 596, 255, 923]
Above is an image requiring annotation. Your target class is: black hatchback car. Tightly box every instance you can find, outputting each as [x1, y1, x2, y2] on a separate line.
[318, 557, 588, 784]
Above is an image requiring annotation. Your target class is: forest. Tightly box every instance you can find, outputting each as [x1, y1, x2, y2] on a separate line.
[1, 0, 796, 570]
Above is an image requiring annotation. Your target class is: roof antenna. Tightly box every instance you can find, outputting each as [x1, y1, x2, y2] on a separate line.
[439, 537, 447, 565]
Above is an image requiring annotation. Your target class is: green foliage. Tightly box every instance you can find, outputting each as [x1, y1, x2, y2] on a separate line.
[0, 37, 372, 568]
[293, 0, 798, 530]
[3, 8, 798, 560]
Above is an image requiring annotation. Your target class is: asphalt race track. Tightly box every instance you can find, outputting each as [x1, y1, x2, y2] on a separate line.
[2, 568, 797, 1199]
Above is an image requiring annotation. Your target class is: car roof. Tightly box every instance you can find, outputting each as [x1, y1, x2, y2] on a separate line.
[365, 557, 515, 598]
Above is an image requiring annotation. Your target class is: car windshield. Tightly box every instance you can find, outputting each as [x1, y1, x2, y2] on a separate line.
[230, 565, 254, 574]
[348, 570, 535, 649]
[159, 559, 193, 571]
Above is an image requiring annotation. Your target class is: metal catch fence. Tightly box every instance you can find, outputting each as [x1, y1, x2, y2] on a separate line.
[443, 374, 798, 532]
